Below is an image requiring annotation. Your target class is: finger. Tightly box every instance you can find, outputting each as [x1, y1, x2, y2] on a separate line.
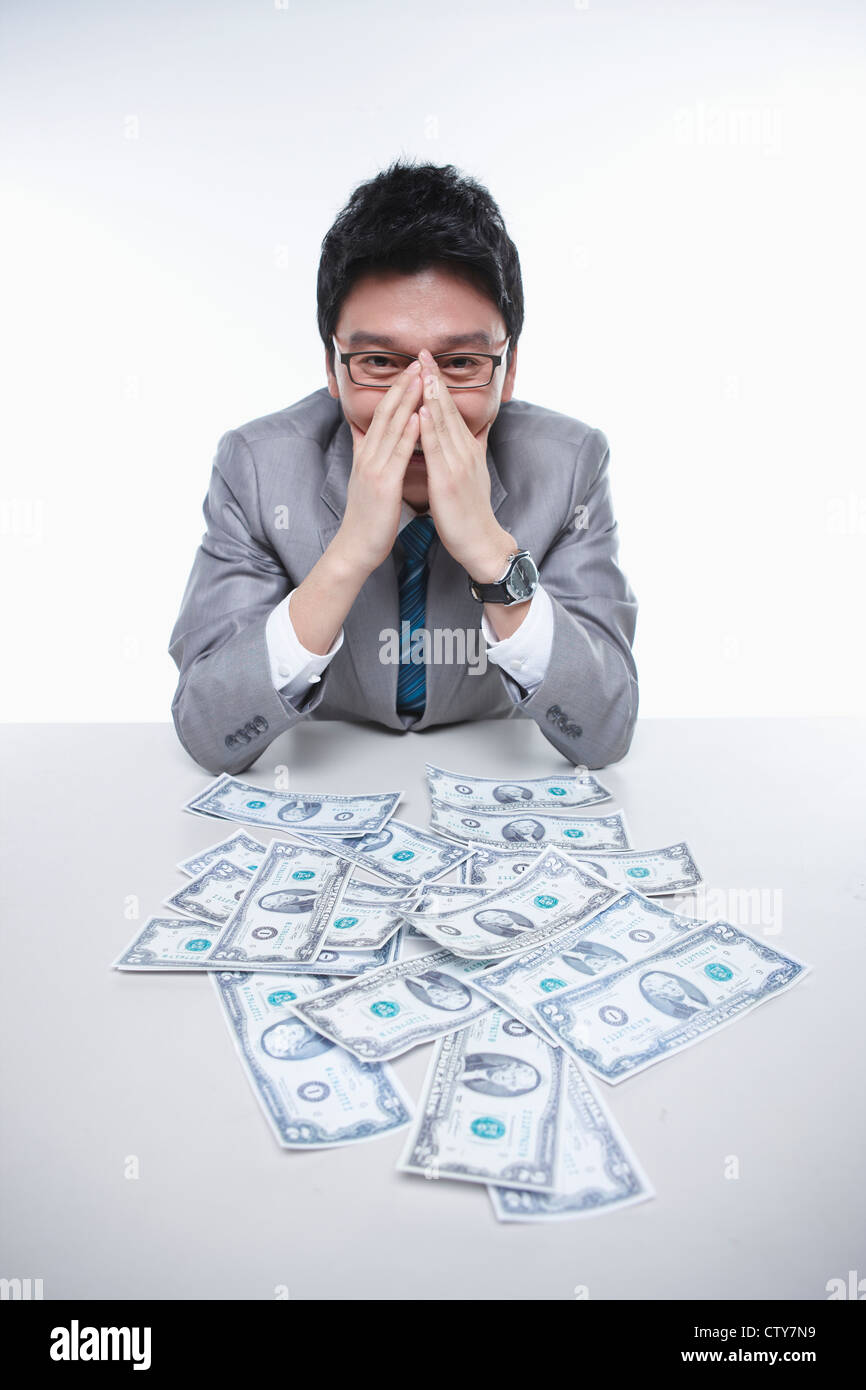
[379, 411, 420, 490]
[397, 407, 420, 451]
[349, 363, 418, 456]
[400, 410, 422, 468]
[418, 403, 444, 468]
[419, 381, 458, 474]
[419, 354, 467, 459]
[365, 363, 422, 463]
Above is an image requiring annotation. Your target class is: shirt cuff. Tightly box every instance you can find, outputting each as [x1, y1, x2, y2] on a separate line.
[480, 582, 554, 695]
[265, 589, 344, 701]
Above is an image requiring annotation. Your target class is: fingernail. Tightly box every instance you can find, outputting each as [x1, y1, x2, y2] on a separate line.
[407, 360, 421, 373]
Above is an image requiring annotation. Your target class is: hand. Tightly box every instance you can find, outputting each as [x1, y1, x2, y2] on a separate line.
[417, 350, 516, 581]
[334, 362, 423, 574]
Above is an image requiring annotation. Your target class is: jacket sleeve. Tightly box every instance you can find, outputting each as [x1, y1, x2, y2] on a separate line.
[168, 429, 328, 774]
[496, 427, 638, 769]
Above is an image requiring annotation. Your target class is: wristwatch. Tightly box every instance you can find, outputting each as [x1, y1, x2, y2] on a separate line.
[468, 549, 539, 605]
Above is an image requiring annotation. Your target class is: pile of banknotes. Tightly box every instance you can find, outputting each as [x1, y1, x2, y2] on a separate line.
[113, 764, 809, 1222]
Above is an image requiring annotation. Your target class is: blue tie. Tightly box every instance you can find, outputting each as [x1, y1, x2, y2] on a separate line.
[396, 514, 437, 715]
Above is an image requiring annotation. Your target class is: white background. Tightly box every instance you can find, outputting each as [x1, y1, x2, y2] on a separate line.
[2, 0, 864, 721]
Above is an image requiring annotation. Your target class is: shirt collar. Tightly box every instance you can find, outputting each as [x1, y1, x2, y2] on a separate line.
[398, 500, 430, 532]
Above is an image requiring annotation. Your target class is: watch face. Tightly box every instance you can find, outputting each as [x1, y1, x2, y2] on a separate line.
[507, 555, 538, 600]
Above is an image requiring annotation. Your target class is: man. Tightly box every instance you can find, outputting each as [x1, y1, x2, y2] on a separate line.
[560, 940, 628, 977]
[460, 1054, 541, 1098]
[169, 160, 638, 774]
[638, 970, 710, 1020]
[404, 971, 474, 1013]
[472, 908, 534, 939]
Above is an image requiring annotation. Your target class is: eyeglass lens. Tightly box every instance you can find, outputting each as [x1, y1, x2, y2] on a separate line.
[348, 351, 497, 388]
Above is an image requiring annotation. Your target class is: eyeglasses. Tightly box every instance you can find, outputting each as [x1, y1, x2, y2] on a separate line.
[333, 336, 510, 390]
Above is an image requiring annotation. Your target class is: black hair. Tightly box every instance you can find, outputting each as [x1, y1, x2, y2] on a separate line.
[317, 158, 524, 373]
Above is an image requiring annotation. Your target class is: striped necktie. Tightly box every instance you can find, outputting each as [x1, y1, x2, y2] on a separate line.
[396, 514, 437, 715]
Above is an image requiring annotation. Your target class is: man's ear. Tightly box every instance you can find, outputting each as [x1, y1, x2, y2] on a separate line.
[325, 347, 339, 399]
[501, 342, 518, 404]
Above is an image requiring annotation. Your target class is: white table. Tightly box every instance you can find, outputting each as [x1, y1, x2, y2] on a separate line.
[2, 716, 864, 1300]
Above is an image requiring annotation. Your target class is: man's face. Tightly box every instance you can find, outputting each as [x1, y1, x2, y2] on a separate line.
[643, 972, 687, 1003]
[325, 265, 517, 510]
[496, 784, 531, 801]
[509, 818, 541, 837]
[422, 979, 468, 1010]
[265, 1021, 306, 1056]
[477, 910, 517, 929]
[489, 1061, 537, 1092]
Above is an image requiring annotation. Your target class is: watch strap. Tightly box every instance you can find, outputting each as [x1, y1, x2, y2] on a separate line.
[469, 550, 536, 605]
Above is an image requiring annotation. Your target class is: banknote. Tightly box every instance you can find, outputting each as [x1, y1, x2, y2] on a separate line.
[322, 880, 412, 951]
[184, 773, 401, 837]
[212, 971, 413, 1148]
[206, 840, 354, 969]
[429, 798, 630, 851]
[111, 916, 401, 975]
[290, 948, 497, 1061]
[399, 884, 489, 939]
[425, 763, 612, 812]
[396, 850, 621, 960]
[488, 1062, 654, 1221]
[177, 832, 267, 878]
[409, 883, 490, 912]
[337, 880, 418, 908]
[284, 818, 472, 886]
[397, 1008, 565, 1191]
[535, 920, 810, 1083]
[164, 858, 254, 926]
[267, 933, 403, 977]
[473, 891, 705, 1039]
[460, 847, 544, 888]
[564, 843, 702, 896]
[112, 916, 227, 971]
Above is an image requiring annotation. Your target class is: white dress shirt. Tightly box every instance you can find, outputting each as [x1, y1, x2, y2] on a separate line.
[264, 502, 554, 707]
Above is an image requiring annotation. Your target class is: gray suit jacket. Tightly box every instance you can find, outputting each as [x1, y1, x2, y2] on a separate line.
[168, 387, 638, 775]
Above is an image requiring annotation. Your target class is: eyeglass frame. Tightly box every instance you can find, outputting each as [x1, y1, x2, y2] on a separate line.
[332, 335, 511, 390]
